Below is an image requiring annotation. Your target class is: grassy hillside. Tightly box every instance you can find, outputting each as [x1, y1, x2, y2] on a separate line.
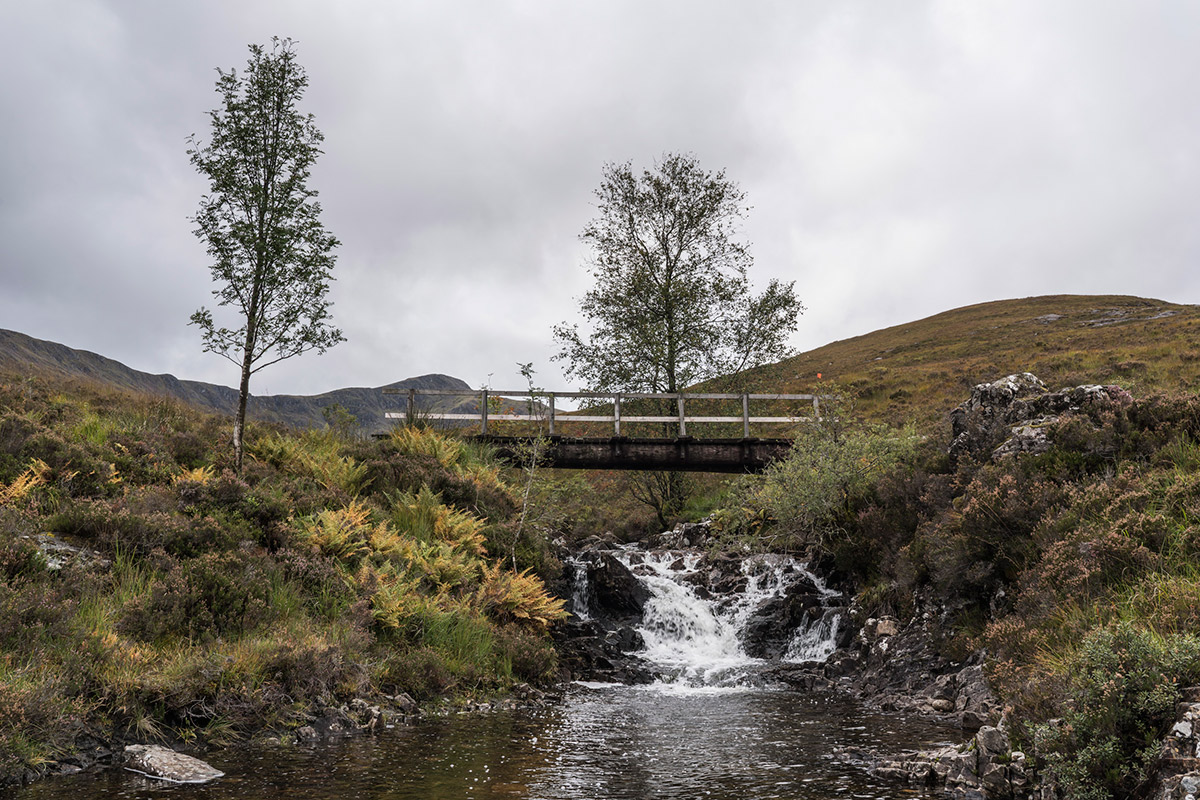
[737, 294, 1200, 428]
[0, 329, 476, 434]
[713, 295, 1200, 799]
[0, 370, 564, 782]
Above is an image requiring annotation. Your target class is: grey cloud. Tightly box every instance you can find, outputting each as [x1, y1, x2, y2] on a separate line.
[2, 0, 1198, 396]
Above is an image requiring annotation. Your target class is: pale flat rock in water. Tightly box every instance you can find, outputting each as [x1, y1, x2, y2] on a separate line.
[124, 744, 223, 784]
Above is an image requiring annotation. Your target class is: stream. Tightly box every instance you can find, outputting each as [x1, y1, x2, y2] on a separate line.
[9, 546, 957, 799]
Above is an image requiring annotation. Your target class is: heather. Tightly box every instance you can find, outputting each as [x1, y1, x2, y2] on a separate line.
[0, 373, 563, 777]
[715, 386, 1200, 798]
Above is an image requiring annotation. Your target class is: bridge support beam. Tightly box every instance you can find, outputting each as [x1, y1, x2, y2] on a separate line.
[480, 436, 793, 474]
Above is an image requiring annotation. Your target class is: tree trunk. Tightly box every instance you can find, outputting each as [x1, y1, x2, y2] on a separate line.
[233, 344, 254, 473]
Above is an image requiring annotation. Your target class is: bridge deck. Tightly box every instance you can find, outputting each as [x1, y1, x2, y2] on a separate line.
[480, 435, 793, 473]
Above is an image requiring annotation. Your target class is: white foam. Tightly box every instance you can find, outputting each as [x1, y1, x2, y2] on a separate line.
[572, 680, 623, 690]
[615, 550, 842, 687]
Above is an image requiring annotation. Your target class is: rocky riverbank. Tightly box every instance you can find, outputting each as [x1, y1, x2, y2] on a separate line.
[10, 683, 565, 789]
[551, 525, 1026, 799]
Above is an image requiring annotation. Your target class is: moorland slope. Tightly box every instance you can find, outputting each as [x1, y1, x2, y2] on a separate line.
[737, 294, 1200, 428]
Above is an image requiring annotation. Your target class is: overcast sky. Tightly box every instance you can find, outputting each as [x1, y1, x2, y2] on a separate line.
[2, 1, 1199, 396]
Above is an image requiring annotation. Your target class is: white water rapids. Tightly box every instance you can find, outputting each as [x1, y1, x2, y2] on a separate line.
[597, 549, 844, 690]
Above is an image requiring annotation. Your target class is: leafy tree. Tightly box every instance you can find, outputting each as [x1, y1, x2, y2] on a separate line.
[554, 153, 803, 525]
[188, 38, 343, 472]
[554, 152, 802, 395]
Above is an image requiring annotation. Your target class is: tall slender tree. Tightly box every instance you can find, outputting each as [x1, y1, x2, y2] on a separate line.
[554, 153, 803, 524]
[188, 38, 343, 472]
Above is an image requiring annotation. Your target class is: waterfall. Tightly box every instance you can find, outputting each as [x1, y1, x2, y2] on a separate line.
[602, 548, 844, 689]
[565, 556, 591, 621]
[782, 562, 843, 665]
[784, 610, 842, 663]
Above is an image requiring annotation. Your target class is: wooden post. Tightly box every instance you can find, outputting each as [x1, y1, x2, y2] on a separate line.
[614, 393, 621, 436]
[548, 393, 556, 436]
[408, 388, 416, 425]
[481, 389, 489, 435]
[742, 394, 750, 439]
[813, 395, 820, 422]
[677, 394, 687, 437]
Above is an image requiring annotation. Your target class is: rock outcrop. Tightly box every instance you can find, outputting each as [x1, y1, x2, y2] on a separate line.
[554, 549, 655, 683]
[587, 552, 651, 621]
[1150, 686, 1200, 800]
[863, 723, 1033, 799]
[948, 373, 1132, 464]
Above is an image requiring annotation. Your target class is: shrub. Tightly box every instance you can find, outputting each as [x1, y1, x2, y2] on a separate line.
[260, 640, 370, 703]
[494, 626, 558, 684]
[0, 571, 77, 651]
[1035, 624, 1200, 800]
[249, 430, 367, 495]
[0, 459, 50, 506]
[388, 486, 487, 556]
[390, 426, 462, 469]
[297, 502, 377, 564]
[167, 430, 209, 469]
[374, 646, 455, 699]
[350, 441, 515, 522]
[50, 500, 242, 558]
[727, 418, 919, 554]
[0, 661, 92, 776]
[0, 416, 38, 463]
[118, 550, 277, 643]
[0, 529, 46, 583]
[18, 430, 119, 498]
[274, 547, 359, 621]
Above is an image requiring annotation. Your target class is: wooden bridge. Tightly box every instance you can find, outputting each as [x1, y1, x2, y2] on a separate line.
[383, 389, 820, 473]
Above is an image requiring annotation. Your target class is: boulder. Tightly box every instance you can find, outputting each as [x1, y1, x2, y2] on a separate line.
[948, 373, 1131, 464]
[588, 553, 650, 621]
[553, 618, 655, 684]
[123, 745, 223, 784]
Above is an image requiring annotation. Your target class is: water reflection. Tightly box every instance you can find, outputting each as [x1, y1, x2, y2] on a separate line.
[11, 684, 955, 800]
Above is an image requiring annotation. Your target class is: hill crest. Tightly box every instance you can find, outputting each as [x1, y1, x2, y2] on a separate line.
[733, 294, 1200, 427]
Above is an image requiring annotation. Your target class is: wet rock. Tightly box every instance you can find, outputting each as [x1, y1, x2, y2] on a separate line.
[588, 553, 650, 621]
[651, 520, 713, 549]
[741, 592, 825, 659]
[390, 692, 419, 715]
[123, 744, 224, 784]
[763, 662, 837, 692]
[554, 618, 655, 684]
[605, 626, 645, 652]
[867, 724, 1026, 799]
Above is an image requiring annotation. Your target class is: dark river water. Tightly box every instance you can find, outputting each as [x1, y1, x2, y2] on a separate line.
[11, 682, 956, 800]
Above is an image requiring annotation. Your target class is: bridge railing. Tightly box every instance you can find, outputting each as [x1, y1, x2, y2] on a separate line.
[383, 389, 822, 438]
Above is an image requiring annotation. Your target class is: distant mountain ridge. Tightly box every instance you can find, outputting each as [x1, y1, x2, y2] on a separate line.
[0, 328, 470, 434]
